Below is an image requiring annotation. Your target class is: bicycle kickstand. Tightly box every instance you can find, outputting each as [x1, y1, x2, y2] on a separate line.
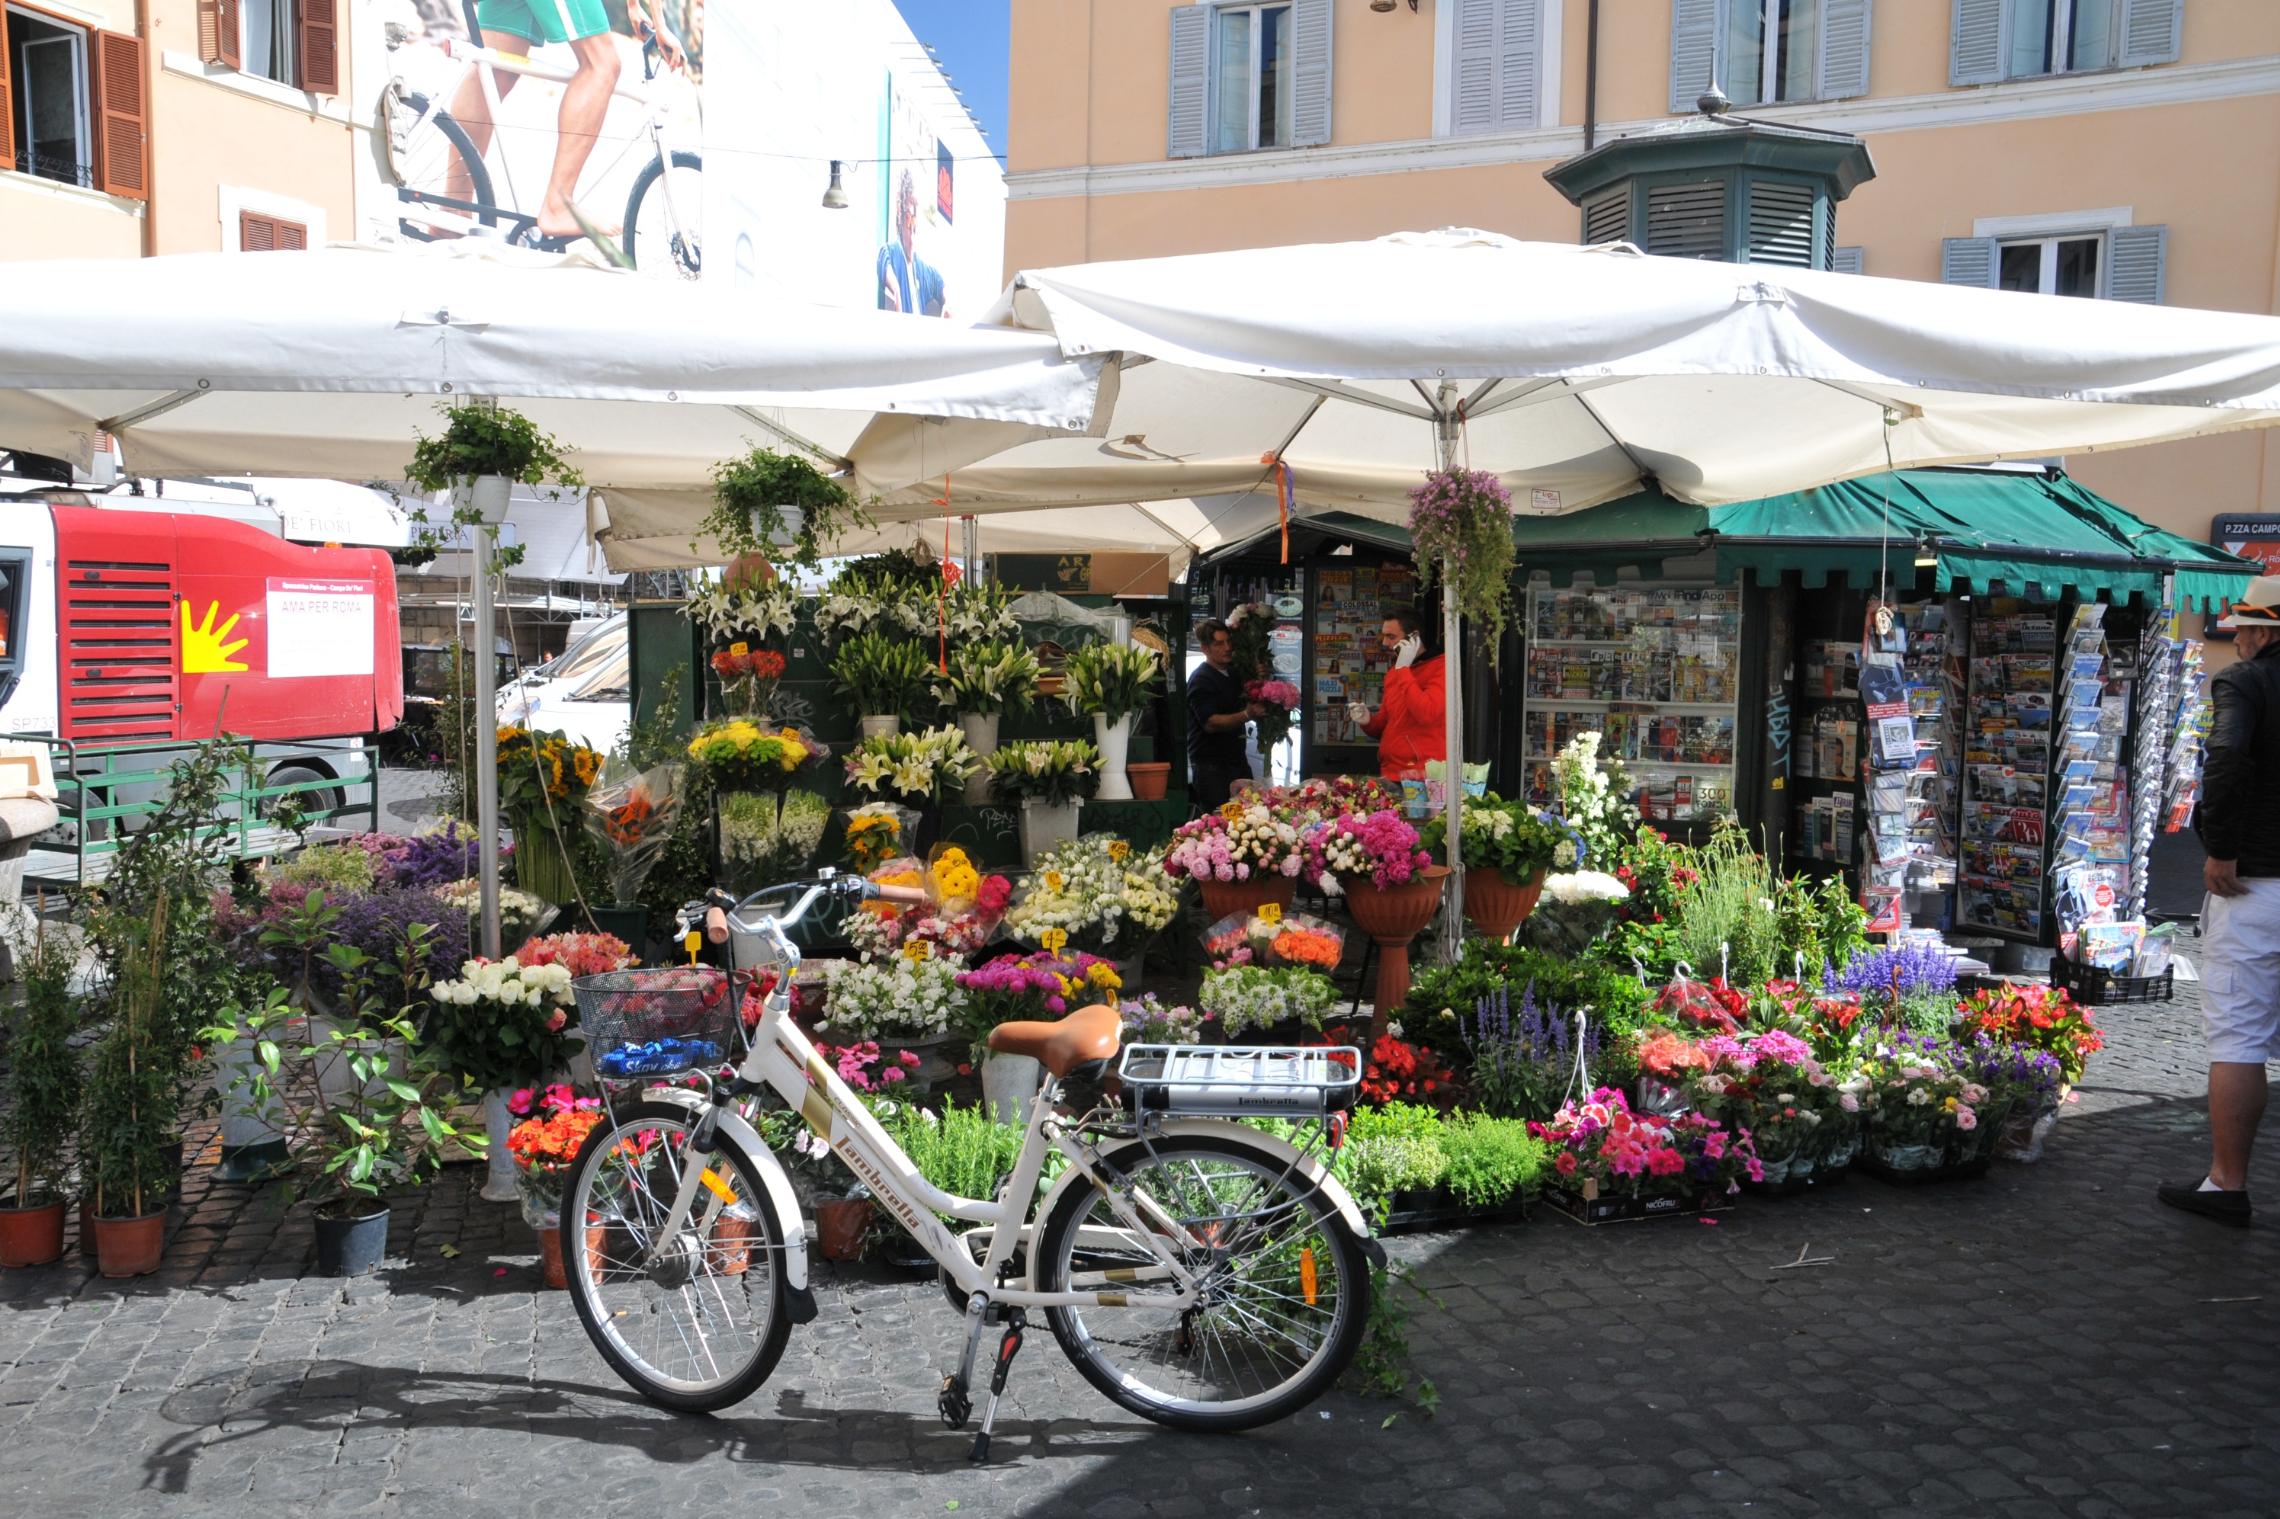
[969, 1309, 1027, 1466]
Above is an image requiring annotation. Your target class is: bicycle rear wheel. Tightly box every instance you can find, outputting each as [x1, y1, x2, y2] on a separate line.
[559, 1100, 792, 1412]
[388, 92, 501, 240]
[1034, 1131, 1369, 1432]
[624, 150, 703, 278]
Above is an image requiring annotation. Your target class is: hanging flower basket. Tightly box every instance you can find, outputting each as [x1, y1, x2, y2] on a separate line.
[1407, 468, 1517, 657]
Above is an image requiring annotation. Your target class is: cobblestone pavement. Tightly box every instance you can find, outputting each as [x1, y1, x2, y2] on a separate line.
[5, 972, 2278, 1519]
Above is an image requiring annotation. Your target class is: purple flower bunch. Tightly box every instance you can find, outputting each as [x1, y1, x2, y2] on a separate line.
[310, 885, 472, 1001]
[1304, 808, 1432, 889]
[1949, 1031, 2064, 1107]
[1826, 940, 1959, 998]
[384, 821, 481, 890]
[1464, 983, 1598, 1123]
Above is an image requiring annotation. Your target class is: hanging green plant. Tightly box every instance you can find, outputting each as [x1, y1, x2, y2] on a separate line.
[1407, 468, 1517, 661]
[701, 446, 871, 570]
[401, 402, 581, 573]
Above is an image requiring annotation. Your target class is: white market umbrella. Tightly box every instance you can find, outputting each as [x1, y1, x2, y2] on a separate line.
[944, 228, 2280, 945]
[0, 241, 1103, 492]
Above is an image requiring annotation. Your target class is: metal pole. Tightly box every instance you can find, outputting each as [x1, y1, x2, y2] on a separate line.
[962, 514, 981, 584]
[473, 519, 502, 958]
[1435, 387, 1465, 963]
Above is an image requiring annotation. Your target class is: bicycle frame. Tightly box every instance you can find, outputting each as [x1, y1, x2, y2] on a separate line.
[641, 889, 1218, 1315]
[389, 33, 696, 236]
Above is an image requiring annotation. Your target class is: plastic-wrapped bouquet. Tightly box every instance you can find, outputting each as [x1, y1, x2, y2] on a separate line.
[1118, 994, 1208, 1046]
[1164, 801, 1306, 884]
[719, 790, 832, 894]
[584, 759, 685, 907]
[517, 931, 638, 977]
[1005, 836, 1179, 957]
[433, 877, 543, 945]
[844, 848, 1012, 962]
[686, 720, 819, 793]
[844, 727, 979, 808]
[426, 956, 584, 1090]
[709, 646, 786, 717]
[1202, 910, 1342, 971]
[842, 803, 906, 873]
[818, 954, 967, 1042]
[506, 1083, 604, 1224]
[1197, 964, 1339, 1040]
[1244, 677, 1302, 752]
[1302, 808, 1432, 891]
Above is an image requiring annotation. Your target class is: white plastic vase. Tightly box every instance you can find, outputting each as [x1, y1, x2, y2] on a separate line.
[1093, 713, 1134, 801]
[858, 715, 902, 740]
[958, 713, 999, 803]
[480, 1089, 522, 1203]
[458, 474, 513, 526]
[1019, 799, 1081, 866]
[982, 1051, 1043, 1127]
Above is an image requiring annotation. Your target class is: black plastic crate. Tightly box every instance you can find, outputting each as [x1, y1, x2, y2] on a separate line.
[2050, 953, 2174, 1006]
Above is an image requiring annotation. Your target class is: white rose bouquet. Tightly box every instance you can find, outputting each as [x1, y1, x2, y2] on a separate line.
[819, 953, 967, 1042]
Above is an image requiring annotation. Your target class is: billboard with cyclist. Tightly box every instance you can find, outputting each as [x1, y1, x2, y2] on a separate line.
[368, 0, 705, 277]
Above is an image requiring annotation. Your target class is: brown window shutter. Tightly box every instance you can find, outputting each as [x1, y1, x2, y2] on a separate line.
[276, 218, 308, 250]
[201, 0, 243, 71]
[0, 11, 16, 175]
[92, 30, 148, 201]
[239, 212, 308, 250]
[295, 0, 337, 94]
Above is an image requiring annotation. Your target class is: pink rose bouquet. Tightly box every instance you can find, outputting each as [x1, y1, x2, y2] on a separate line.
[1304, 808, 1432, 891]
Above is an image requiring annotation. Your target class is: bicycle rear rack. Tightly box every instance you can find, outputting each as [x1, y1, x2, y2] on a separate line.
[1116, 1044, 1361, 1119]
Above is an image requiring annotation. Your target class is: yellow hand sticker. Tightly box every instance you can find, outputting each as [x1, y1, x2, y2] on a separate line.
[181, 600, 251, 674]
[1258, 902, 1283, 926]
[1039, 928, 1068, 953]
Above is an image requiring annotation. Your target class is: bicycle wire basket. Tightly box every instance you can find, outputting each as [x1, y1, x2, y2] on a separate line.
[572, 967, 741, 1079]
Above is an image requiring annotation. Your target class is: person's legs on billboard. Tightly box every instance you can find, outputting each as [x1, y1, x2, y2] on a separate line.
[533, 29, 622, 238]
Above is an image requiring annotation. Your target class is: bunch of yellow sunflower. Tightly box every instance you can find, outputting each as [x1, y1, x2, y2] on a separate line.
[497, 725, 604, 809]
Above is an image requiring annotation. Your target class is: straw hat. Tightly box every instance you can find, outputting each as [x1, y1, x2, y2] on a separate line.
[2217, 576, 2280, 630]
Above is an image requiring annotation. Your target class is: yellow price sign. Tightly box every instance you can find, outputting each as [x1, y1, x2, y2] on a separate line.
[1107, 840, 1130, 861]
[1040, 928, 1068, 953]
[903, 939, 934, 961]
[684, 929, 703, 965]
[729, 640, 749, 656]
[1258, 902, 1283, 927]
[1219, 802, 1244, 822]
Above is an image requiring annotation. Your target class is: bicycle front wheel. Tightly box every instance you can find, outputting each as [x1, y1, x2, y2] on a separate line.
[559, 1100, 792, 1412]
[1035, 1131, 1370, 1432]
[624, 150, 703, 278]
[388, 92, 500, 239]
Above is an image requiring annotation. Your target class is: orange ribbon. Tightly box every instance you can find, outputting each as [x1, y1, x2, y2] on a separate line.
[936, 476, 954, 672]
[1260, 453, 1293, 564]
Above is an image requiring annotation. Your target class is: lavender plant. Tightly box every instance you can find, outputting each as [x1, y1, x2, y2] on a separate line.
[1461, 983, 1601, 1124]
[1826, 940, 1960, 1034]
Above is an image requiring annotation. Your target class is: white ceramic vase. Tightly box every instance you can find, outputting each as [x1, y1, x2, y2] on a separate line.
[981, 1051, 1043, 1128]
[458, 473, 512, 526]
[1092, 713, 1134, 802]
[958, 713, 999, 803]
[858, 715, 902, 740]
[1019, 799, 1081, 866]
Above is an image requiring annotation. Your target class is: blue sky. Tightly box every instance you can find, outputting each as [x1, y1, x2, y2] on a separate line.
[892, 0, 1011, 160]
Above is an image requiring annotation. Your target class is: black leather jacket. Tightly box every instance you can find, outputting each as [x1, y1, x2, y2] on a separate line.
[2194, 641, 2280, 876]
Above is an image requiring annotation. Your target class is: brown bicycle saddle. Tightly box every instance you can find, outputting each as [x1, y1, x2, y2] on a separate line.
[986, 1003, 1122, 1078]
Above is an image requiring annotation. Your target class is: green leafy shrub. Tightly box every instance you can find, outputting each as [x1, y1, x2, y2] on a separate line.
[1399, 940, 1647, 1055]
[1437, 1113, 1550, 1208]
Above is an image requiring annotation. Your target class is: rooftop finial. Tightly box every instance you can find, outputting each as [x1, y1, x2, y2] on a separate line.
[1697, 80, 1731, 116]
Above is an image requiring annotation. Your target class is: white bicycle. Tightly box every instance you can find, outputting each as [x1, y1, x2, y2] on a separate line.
[556, 873, 1378, 1459]
[381, 20, 702, 277]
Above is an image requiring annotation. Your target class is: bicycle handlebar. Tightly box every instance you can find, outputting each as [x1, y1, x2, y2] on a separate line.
[682, 873, 925, 946]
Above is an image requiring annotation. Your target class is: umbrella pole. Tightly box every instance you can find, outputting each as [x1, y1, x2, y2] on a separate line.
[1435, 394, 1465, 964]
[474, 520, 502, 959]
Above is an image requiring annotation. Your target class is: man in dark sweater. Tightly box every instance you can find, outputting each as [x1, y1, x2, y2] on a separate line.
[2162, 579, 2280, 1226]
[1187, 619, 1263, 812]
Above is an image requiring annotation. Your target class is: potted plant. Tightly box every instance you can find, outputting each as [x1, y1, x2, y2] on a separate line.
[816, 954, 969, 1091]
[985, 739, 1102, 864]
[80, 896, 181, 1278]
[1062, 643, 1163, 801]
[496, 726, 603, 905]
[955, 949, 1123, 1124]
[1, 920, 81, 1268]
[1163, 799, 1307, 921]
[1420, 791, 1560, 943]
[830, 629, 932, 737]
[686, 554, 801, 652]
[205, 944, 485, 1276]
[941, 641, 1042, 801]
[701, 445, 870, 571]
[842, 728, 979, 853]
[1002, 836, 1182, 967]
[709, 646, 787, 719]
[1407, 467, 1517, 661]
[405, 401, 584, 530]
[942, 580, 1021, 642]
[426, 955, 584, 1203]
[1197, 964, 1339, 1041]
[1304, 808, 1444, 1037]
[501, 1083, 608, 1288]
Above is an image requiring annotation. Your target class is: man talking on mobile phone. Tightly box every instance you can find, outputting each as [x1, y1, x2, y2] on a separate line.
[2160, 578, 2280, 1227]
[1345, 609, 1447, 783]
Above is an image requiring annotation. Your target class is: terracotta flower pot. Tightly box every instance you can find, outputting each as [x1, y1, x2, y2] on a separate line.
[1196, 872, 1297, 923]
[814, 1197, 873, 1262]
[1126, 762, 1171, 801]
[540, 1216, 608, 1290]
[92, 1209, 167, 1279]
[1463, 865, 1546, 943]
[709, 1212, 760, 1277]
[0, 1197, 67, 1268]
[1339, 865, 1450, 1039]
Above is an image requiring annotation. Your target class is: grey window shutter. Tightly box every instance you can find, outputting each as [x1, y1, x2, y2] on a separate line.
[1670, 0, 1720, 114]
[1818, 0, 1872, 100]
[1583, 188, 1630, 246]
[1831, 244, 1865, 275]
[2117, 0, 2182, 67]
[1289, 0, 1334, 148]
[1167, 5, 1210, 159]
[1452, 0, 1499, 133]
[1941, 235, 2000, 288]
[1746, 180, 1817, 267]
[1499, 0, 1541, 129]
[1950, 0, 2003, 85]
[2107, 224, 2167, 303]
[1645, 181, 1728, 260]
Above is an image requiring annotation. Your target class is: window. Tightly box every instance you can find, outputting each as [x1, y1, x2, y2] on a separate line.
[237, 209, 307, 250]
[1951, 0, 2179, 86]
[242, 0, 294, 87]
[1213, 4, 1292, 154]
[1670, 0, 1868, 113]
[1998, 234, 2099, 297]
[1448, 0, 1543, 136]
[1167, 0, 1331, 159]
[6, 7, 90, 188]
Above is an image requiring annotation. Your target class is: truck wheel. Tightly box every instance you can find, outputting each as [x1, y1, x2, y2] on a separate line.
[263, 765, 341, 824]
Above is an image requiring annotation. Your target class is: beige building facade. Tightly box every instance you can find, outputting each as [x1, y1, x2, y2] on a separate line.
[1005, 0, 2280, 599]
[3, 0, 355, 263]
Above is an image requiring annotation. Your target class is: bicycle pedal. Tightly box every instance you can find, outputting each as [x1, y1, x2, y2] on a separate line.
[938, 1374, 971, 1430]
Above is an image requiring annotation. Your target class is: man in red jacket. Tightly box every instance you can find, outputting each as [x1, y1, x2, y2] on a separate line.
[1346, 610, 1447, 781]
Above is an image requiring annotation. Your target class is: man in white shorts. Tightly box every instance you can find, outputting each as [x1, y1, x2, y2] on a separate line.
[2161, 578, 2280, 1227]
